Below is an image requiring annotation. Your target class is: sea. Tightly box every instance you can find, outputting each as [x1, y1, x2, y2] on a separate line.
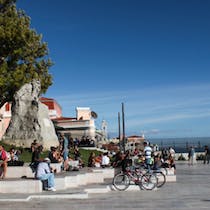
[150, 137, 210, 153]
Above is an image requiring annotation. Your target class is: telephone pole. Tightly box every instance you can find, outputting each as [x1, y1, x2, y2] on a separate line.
[118, 112, 122, 151]
[122, 102, 126, 153]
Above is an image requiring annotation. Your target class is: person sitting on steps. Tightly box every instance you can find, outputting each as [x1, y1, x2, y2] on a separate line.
[0, 145, 8, 179]
[35, 157, 56, 191]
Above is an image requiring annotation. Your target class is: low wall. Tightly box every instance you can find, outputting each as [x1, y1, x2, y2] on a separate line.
[0, 168, 108, 193]
[0, 179, 42, 193]
[6, 163, 62, 178]
[7, 166, 34, 178]
[0, 167, 176, 193]
[175, 152, 205, 160]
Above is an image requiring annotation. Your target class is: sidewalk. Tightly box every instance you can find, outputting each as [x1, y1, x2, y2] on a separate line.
[0, 161, 209, 210]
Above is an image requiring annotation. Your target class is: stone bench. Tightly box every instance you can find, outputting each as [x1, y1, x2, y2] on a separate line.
[6, 163, 62, 178]
[0, 179, 42, 193]
[6, 166, 34, 178]
[0, 168, 111, 193]
[61, 172, 104, 188]
[92, 168, 115, 179]
[0, 167, 176, 193]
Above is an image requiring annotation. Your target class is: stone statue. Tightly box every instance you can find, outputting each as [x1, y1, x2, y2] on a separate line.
[3, 80, 59, 149]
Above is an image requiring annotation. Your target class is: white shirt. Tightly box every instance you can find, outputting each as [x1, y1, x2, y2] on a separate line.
[35, 162, 51, 178]
[101, 155, 110, 166]
[169, 148, 175, 157]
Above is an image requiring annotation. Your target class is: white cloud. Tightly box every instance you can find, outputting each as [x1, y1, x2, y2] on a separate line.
[45, 83, 210, 137]
[126, 112, 210, 128]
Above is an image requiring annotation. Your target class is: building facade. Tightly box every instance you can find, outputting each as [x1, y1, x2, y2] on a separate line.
[52, 107, 98, 141]
[125, 135, 145, 151]
[0, 98, 103, 144]
[40, 97, 62, 119]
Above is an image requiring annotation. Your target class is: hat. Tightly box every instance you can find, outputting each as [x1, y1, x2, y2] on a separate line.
[44, 157, 51, 163]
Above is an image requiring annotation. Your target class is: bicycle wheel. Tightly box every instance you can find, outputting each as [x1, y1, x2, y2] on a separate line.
[112, 173, 130, 191]
[160, 167, 168, 175]
[155, 171, 166, 188]
[140, 173, 157, 190]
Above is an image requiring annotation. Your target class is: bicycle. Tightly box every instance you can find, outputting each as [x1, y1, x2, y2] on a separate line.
[135, 161, 166, 188]
[152, 169, 166, 188]
[112, 166, 158, 191]
[140, 163, 166, 188]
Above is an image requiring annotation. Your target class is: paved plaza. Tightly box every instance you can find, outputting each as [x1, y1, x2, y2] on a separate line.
[0, 161, 210, 210]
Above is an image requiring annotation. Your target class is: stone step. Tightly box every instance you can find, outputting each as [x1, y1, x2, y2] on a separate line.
[0, 168, 176, 194]
[0, 193, 89, 202]
[6, 163, 62, 178]
[0, 179, 42, 193]
[166, 174, 176, 182]
[0, 168, 109, 193]
[84, 186, 111, 194]
[55, 172, 105, 191]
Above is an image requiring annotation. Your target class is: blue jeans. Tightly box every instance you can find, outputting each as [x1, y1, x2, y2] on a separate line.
[63, 149, 69, 161]
[145, 158, 152, 172]
[37, 173, 55, 188]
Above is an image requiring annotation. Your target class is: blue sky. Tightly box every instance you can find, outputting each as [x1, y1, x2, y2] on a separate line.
[17, 0, 210, 138]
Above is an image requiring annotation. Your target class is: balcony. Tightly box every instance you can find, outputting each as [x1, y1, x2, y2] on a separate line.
[55, 119, 95, 129]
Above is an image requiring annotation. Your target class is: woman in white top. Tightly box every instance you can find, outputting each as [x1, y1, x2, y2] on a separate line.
[101, 152, 110, 168]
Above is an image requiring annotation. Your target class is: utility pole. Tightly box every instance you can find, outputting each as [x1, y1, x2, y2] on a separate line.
[118, 112, 121, 151]
[122, 102, 126, 153]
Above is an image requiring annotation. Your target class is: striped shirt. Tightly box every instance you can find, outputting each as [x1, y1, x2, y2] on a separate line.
[144, 146, 152, 159]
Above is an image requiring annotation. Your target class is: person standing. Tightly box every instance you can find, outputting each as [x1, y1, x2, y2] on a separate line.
[143, 141, 153, 172]
[61, 133, 69, 171]
[30, 144, 43, 173]
[188, 146, 195, 165]
[31, 139, 38, 152]
[121, 150, 131, 172]
[203, 145, 210, 164]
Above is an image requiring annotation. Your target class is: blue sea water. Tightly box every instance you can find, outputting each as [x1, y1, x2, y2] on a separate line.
[150, 137, 210, 153]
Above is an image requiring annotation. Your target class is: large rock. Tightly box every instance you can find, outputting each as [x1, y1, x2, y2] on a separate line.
[3, 80, 59, 149]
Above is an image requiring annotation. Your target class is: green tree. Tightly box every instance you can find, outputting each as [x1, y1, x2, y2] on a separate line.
[0, 0, 53, 108]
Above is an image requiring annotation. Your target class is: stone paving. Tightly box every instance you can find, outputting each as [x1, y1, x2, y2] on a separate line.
[0, 161, 210, 210]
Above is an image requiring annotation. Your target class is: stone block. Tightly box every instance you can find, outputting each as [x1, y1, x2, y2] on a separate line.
[92, 168, 115, 179]
[166, 175, 176, 182]
[65, 175, 79, 188]
[77, 174, 87, 185]
[84, 186, 110, 194]
[0, 179, 42, 193]
[7, 166, 34, 178]
[54, 177, 66, 190]
[86, 172, 104, 184]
